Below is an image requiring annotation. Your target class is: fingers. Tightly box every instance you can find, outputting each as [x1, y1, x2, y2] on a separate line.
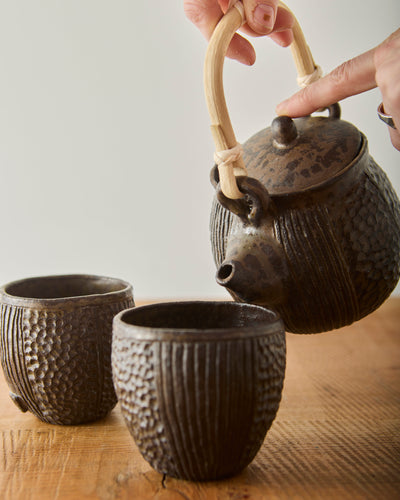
[184, 0, 255, 64]
[269, 30, 294, 47]
[276, 28, 400, 152]
[184, 0, 224, 39]
[267, 7, 294, 47]
[239, 5, 294, 46]
[185, 0, 294, 66]
[242, 0, 280, 35]
[226, 33, 257, 65]
[374, 30, 400, 129]
[238, 4, 293, 38]
[388, 127, 400, 151]
[276, 48, 377, 117]
[375, 32, 400, 151]
[227, 1, 293, 63]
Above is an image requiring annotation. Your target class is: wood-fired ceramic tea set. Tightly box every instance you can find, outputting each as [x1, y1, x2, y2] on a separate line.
[1, 1, 399, 482]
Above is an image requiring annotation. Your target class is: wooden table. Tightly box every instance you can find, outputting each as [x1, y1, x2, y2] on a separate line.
[1, 298, 399, 499]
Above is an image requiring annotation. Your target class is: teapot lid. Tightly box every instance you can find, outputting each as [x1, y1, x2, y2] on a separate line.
[242, 105, 363, 196]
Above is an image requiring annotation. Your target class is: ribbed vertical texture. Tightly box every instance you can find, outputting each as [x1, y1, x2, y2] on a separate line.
[115, 332, 286, 481]
[1, 298, 133, 424]
[275, 206, 359, 333]
[210, 198, 234, 267]
[0, 304, 40, 415]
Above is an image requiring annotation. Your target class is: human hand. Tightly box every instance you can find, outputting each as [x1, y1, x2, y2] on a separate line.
[184, 0, 294, 65]
[276, 29, 400, 151]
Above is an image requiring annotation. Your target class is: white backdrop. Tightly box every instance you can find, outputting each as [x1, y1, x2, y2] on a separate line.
[0, 0, 399, 300]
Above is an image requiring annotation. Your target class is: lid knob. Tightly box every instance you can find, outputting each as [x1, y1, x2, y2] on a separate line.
[272, 116, 298, 147]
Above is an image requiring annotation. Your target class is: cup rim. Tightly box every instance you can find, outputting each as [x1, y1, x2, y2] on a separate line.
[113, 301, 284, 341]
[0, 274, 133, 308]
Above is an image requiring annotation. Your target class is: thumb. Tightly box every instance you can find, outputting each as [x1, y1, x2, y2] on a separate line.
[242, 0, 279, 35]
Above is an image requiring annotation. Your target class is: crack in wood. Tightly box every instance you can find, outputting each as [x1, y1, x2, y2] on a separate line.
[161, 475, 192, 500]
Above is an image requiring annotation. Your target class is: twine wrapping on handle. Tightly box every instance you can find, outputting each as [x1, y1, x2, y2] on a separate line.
[205, 1, 323, 200]
[296, 64, 323, 88]
[232, 0, 245, 19]
[214, 143, 247, 198]
[214, 143, 244, 171]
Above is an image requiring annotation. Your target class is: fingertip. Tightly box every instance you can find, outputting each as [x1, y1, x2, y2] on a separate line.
[253, 4, 275, 33]
[228, 50, 256, 66]
[227, 52, 255, 66]
[275, 101, 288, 116]
[244, 1, 278, 35]
[269, 30, 294, 48]
[227, 33, 256, 65]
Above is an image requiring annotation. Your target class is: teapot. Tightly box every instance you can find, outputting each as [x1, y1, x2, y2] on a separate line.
[205, 2, 400, 333]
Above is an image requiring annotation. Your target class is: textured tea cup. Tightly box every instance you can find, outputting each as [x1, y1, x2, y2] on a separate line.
[0, 274, 134, 425]
[112, 301, 286, 481]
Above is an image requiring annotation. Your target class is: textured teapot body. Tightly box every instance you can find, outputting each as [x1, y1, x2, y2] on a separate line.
[210, 121, 400, 334]
[204, 4, 400, 334]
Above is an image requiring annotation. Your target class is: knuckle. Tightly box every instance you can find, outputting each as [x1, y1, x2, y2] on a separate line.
[374, 29, 400, 66]
[184, 4, 203, 25]
[375, 67, 400, 108]
[384, 85, 400, 110]
[375, 47, 400, 103]
[183, 0, 207, 26]
[328, 60, 355, 90]
[184, 0, 221, 37]
[374, 42, 386, 67]
[375, 66, 390, 95]
[297, 85, 317, 108]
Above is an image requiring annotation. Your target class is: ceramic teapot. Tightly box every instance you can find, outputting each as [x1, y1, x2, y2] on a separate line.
[205, 2, 400, 333]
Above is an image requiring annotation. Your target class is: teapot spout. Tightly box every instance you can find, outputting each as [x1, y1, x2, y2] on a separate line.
[216, 260, 243, 293]
[216, 239, 288, 308]
[216, 259, 264, 303]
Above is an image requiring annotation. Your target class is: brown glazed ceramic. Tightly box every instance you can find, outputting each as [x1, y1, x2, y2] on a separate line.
[210, 108, 400, 334]
[0, 274, 134, 424]
[204, 6, 400, 334]
[112, 301, 286, 481]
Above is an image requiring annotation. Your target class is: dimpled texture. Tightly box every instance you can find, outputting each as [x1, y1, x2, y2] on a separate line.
[210, 153, 400, 333]
[112, 330, 286, 481]
[112, 339, 174, 476]
[338, 158, 400, 317]
[0, 298, 133, 424]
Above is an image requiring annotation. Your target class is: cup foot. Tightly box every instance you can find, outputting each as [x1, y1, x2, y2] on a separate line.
[9, 392, 29, 412]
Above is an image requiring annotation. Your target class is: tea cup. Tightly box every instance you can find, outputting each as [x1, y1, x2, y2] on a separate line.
[0, 274, 134, 424]
[112, 300, 286, 481]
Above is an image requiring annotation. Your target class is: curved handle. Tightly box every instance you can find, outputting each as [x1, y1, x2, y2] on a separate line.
[204, 1, 321, 199]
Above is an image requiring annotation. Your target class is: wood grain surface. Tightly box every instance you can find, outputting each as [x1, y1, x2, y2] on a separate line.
[1, 298, 399, 500]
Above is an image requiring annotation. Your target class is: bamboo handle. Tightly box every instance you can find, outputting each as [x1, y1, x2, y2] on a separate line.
[204, 1, 321, 200]
[281, 1, 318, 79]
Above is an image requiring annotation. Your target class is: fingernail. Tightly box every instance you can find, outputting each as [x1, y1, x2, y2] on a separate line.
[253, 4, 275, 31]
